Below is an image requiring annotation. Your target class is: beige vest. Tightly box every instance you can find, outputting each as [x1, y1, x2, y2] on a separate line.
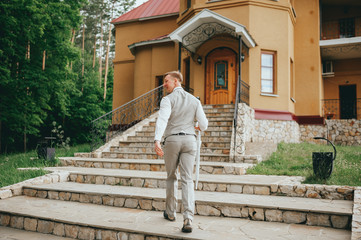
[164, 88, 199, 138]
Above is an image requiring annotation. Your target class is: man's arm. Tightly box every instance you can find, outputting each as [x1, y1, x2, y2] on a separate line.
[195, 100, 208, 131]
[154, 97, 171, 156]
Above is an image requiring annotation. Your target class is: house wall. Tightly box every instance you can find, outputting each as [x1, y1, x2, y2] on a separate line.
[323, 58, 361, 99]
[293, 0, 323, 117]
[113, 16, 178, 109]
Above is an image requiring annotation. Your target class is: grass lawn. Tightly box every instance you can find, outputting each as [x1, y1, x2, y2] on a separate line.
[247, 142, 361, 186]
[0, 144, 91, 188]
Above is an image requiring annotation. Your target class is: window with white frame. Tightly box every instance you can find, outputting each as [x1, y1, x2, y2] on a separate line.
[261, 51, 276, 94]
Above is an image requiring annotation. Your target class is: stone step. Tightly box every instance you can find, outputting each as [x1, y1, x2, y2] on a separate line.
[119, 141, 231, 148]
[0, 226, 73, 240]
[203, 106, 234, 112]
[126, 136, 231, 142]
[205, 112, 234, 117]
[0, 196, 350, 239]
[148, 120, 233, 127]
[101, 151, 230, 162]
[59, 157, 252, 175]
[132, 130, 232, 138]
[22, 183, 353, 229]
[142, 125, 232, 132]
[44, 167, 309, 196]
[205, 116, 233, 121]
[203, 104, 234, 109]
[110, 146, 230, 154]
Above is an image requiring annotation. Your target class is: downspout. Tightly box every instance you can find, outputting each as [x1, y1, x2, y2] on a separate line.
[178, 42, 182, 71]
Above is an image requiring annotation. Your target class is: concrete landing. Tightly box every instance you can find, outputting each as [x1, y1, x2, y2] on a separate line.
[0, 196, 351, 240]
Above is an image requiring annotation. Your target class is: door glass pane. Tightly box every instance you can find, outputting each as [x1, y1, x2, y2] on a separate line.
[214, 60, 228, 90]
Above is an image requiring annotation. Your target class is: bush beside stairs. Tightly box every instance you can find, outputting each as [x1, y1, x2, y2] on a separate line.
[0, 104, 358, 239]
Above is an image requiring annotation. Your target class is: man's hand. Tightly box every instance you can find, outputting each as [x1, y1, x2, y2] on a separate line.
[154, 140, 164, 157]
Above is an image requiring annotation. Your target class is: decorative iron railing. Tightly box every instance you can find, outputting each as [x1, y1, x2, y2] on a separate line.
[240, 80, 250, 106]
[91, 85, 194, 151]
[322, 98, 361, 120]
[91, 86, 165, 151]
[321, 17, 361, 40]
[233, 78, 250, 156]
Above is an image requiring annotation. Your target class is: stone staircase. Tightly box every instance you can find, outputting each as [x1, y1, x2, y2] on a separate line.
[0, 104, 356, 239]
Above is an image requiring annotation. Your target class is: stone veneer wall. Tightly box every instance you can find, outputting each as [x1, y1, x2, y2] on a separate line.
[235, 103, 300, 152]
[252, 120, 300, 143]
[300, 119, 361, 146]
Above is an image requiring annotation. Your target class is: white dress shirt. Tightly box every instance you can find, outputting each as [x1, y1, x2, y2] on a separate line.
[154, 87, 208, 142]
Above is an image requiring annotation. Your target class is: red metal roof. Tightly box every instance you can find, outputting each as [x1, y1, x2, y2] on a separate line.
[112, 0, 179, 24]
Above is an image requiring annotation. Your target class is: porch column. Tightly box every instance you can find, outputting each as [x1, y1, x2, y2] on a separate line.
[238, 36, 242, 102]
[178, 42, 182, 71]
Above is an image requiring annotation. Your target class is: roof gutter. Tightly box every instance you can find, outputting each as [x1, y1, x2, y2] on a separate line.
[128, 37, 172, 55]
[112, 12, 179, 25]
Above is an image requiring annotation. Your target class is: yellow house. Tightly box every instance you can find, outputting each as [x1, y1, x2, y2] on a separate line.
[111, 0, 361, 123]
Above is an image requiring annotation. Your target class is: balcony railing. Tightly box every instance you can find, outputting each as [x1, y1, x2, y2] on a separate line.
[322, 17, 361, 40]
[322, 98, 361, 120]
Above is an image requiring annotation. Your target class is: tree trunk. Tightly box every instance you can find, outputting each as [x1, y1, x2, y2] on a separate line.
[82, 24, 85, 77]
[70, 29, 75, 70]
[98, 0, 104, 88]
[0, 120, 2, 154]
[93, 35, 97, 68]
[42, 50, 46, 70]
[24, 125, 26, 153]
[103, 24, 112, 100]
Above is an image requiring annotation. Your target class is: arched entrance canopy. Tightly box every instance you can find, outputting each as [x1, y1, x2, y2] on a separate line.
[169, 9, 256, 53]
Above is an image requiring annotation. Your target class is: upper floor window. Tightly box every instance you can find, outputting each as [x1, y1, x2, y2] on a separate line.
[261, 51, 276, 94]
[339, 18, 355, 38]
[187, 0, 191, 9]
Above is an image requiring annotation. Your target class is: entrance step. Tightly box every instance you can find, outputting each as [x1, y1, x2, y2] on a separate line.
[46, 167, 303, 195]
[126, 136, 231, 142]
[59, 157, 252, 175]
[0, 196, 350, 239]
[119, 140, 231, 148]
[110, 146, 230, 154]
[22, 183, 352, 229]
[142, 125, 232, 132]
[133, 130, 232, 138]
[100, 151, 230, 162]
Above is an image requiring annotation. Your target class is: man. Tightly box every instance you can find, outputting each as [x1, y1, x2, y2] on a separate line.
[154, 71, 208, 233]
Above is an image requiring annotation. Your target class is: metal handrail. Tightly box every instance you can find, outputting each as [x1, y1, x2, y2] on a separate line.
[90, 85, 194, 151]
[233, 78, 250, 157]
[322, 98, 360, 120]
[91, 85, 165, 151]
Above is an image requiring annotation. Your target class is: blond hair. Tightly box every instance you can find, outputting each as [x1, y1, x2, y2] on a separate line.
[165, 70, 183, 83]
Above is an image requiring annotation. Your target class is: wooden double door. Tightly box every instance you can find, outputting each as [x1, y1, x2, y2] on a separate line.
[205, 48, 237, 105]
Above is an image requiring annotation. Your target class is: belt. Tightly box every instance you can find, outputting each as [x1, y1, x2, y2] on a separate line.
[171, 133, 196, 137]
[163, 133, 196, 143]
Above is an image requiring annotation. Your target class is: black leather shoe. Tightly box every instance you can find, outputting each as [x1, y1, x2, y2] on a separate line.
[182, 219, 192, 233]
[163, 211, 175, 221]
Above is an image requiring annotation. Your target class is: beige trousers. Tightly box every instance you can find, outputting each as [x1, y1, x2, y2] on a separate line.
[163, 135, 197, 220]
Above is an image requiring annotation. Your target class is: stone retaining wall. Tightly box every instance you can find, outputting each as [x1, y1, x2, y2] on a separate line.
[352, 188, 361, 240]
[0, 171, 69, 200]
[300, 119, 361, 146]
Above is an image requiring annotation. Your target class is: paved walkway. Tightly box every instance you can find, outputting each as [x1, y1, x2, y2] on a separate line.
[0, 196, 351, 240]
